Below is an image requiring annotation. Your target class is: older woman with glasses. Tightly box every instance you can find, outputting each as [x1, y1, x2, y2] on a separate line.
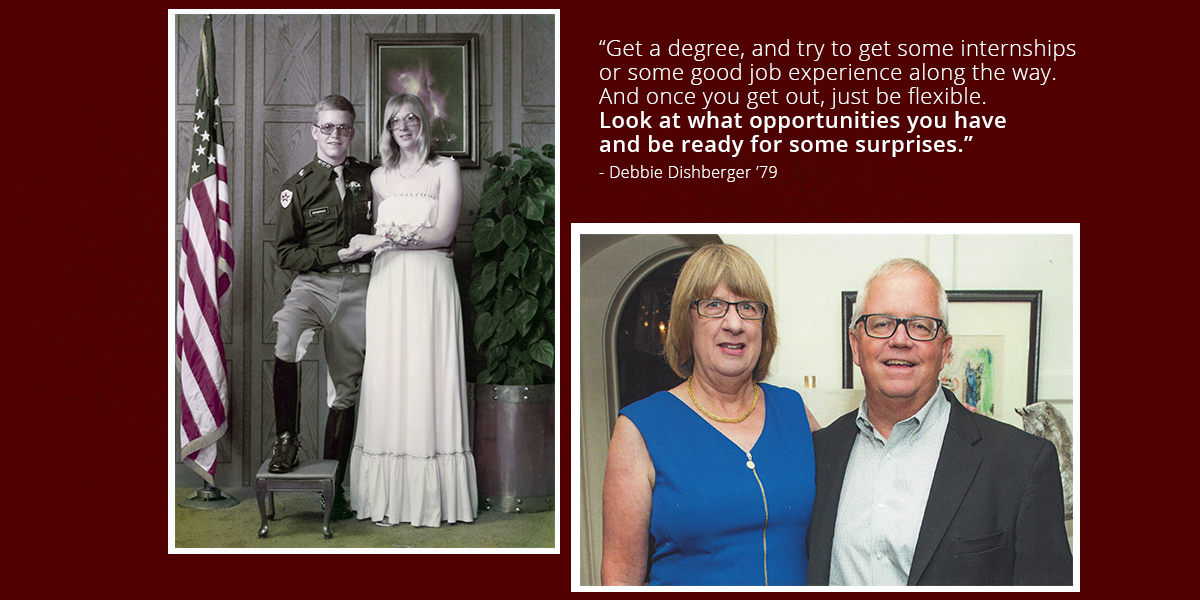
[602, 243, 820, 586]
[338, 93, 475, 527]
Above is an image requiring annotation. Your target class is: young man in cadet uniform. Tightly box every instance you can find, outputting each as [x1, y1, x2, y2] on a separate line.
[268, 94, 375, 520]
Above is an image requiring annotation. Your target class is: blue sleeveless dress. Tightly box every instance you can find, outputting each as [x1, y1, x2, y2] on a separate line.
[620, 383, 815, 586]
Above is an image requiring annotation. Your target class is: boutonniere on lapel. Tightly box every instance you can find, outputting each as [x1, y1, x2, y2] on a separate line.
[346, 180, 362, 197]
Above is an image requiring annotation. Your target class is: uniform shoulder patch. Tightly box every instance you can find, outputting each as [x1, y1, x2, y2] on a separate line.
[280, 189, 293, 208]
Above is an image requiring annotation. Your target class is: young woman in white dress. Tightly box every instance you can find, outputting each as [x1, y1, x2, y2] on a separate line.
[340, 94, 477, 527]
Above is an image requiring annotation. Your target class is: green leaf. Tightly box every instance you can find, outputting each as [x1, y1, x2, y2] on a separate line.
[541, 144, 555, 159]
[479, 186, 505, 215]
[482, 164, 502, 189]
[538, 226, 556, 257]
[495, 287, 519, 315]
[476, 367, 494, 385]
[487, 343, 509, 362]
[474, 217, 502, 253]
[495, 263, 512, 290]
[473, 311, 497, 347]
[527, 321, 545, 345]
[531, 340, 554, 367]
[499, 214, 527, 249]
[488, 153, 511, 168]
[500, 169, 516, 190]
[503, 244, 530, 279]
[528, 250, 552, 285]
[517, 191, 545, 221]
[507, 365, 536, 386]
[519, 267, 541, 295]
[493, 317, 517, 346]
[469, 262, 497, 305]
[514, 157, 532, 178]
[511, 296, 538, 334]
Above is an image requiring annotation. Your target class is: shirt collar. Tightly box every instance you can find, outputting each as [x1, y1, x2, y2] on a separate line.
[854, 386, 948, 441]
[314, 156, 346, 170]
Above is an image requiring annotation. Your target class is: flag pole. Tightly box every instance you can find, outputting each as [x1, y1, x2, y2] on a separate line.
[179, 481, 240, 509]
[178, 13, 238, 510]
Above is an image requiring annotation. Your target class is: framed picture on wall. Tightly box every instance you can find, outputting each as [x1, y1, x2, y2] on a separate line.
[367, 33, 480, 168]
[841, 290, 1042, 429]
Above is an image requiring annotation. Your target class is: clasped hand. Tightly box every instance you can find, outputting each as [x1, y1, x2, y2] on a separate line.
[338, 234, 382, 262]
[337, 233, 455, 261]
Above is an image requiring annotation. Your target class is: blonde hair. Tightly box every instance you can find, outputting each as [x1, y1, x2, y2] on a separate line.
[664, 244, 777, 382]
[378, 94, 434, 168]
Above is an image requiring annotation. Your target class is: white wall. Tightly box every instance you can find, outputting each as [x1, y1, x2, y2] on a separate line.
[724, 231, 1076, 429]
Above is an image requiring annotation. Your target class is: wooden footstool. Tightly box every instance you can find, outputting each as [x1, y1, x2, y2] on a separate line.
[255, 458, 338, 539]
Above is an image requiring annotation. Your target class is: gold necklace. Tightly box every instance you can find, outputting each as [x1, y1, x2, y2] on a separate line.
[687, 377, 758, 423]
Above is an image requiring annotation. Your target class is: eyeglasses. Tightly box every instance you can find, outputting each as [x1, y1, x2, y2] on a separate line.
[313, 123, 353, 136]
[387, 113, 421, 131]
[855, 314, 944, 341]
[692, 298, 768, 320]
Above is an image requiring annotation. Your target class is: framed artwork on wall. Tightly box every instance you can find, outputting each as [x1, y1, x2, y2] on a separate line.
[367, 33, 480, 168]
[841, 290, 1042, 429]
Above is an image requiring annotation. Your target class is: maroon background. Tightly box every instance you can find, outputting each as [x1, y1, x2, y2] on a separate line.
[11, 4, 1161, 591]
[563, 8, 1120, 222]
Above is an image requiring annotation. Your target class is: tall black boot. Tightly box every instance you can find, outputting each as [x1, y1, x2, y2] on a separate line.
[323, 406, 357, 519]
[268, 359, 301, 473]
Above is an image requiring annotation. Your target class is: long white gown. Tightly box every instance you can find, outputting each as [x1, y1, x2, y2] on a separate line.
[350, 157, 477, 527]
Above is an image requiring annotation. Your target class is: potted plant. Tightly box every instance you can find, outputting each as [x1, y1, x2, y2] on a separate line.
[469, 142, 555, 513]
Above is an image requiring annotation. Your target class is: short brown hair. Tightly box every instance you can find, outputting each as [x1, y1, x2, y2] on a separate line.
[663, 244, 778, 382]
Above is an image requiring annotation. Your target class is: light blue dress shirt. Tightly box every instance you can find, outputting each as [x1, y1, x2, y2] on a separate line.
[829, 387, 951, 586]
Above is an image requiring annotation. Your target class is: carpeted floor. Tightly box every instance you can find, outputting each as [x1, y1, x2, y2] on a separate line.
[173, 487, 555, 549]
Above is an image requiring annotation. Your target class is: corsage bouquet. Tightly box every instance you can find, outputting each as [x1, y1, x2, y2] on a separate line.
[377, 222, 424, 251]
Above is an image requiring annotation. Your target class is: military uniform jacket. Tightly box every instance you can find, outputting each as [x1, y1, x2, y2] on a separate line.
[275, 156, 376, 273]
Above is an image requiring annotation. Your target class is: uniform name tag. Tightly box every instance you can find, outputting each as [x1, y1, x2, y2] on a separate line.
[309, 207, 329, 217]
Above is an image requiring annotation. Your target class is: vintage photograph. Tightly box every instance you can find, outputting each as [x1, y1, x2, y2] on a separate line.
[171, 11, 557, 550]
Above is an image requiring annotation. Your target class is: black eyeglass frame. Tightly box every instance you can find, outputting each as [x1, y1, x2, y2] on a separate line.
[854, 313, 945, 341]
[691, 298, 769, 320]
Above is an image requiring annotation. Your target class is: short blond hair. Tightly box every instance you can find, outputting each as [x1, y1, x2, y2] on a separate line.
[314, 94, 355, 122]
[664, 244, 777, 381]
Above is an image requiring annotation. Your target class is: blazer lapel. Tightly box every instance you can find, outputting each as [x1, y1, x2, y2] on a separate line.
[809, 413, 859, 584]
[907, 389, 983, 585]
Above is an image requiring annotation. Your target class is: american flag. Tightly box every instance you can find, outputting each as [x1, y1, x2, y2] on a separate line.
[178, 14, 235, 485]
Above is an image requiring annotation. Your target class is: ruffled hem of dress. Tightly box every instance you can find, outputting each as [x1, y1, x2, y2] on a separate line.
[350, 448, 478, 528]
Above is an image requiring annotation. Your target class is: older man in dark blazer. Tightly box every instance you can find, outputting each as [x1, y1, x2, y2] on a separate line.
[807, 259, 1072, 586]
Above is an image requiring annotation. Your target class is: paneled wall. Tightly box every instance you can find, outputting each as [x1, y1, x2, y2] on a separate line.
[174, 13, 556, 488]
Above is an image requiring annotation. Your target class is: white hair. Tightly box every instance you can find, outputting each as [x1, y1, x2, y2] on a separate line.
[850, 258, 950, 334]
